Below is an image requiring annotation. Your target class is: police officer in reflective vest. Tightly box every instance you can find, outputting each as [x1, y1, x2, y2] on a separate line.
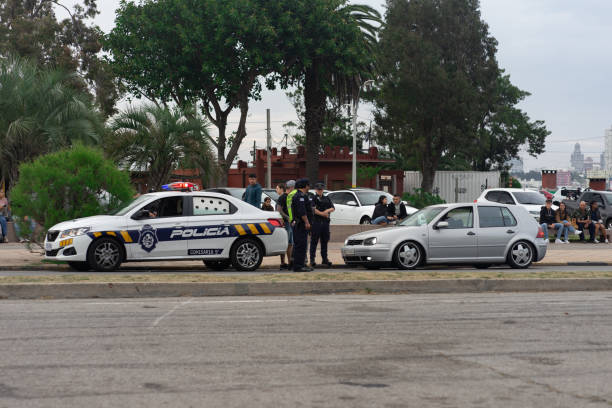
[291, 178, 313, 272]
[310, 182, 335, 267]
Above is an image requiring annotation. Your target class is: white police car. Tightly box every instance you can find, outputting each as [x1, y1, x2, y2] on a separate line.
[44, 191, 288, 271]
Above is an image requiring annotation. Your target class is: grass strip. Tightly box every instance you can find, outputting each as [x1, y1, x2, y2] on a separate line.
[2, 270, 612, 284]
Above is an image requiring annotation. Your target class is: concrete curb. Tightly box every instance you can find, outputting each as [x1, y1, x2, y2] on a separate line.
[1, 262, 611, 272]
[2, 278, 612, 299]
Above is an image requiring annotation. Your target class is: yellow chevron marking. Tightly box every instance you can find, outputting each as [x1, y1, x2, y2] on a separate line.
[247, 224, 259, 234]
[259, 223, 271, 234]
[93, 232, 102, 237]
[59, 238, 73, 247]
[120, 231, 133, 243]
[235, 224, 247, 235]
[107, 231, 117, 237]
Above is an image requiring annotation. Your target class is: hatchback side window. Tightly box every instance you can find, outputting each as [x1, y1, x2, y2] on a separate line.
[498, 192, 515, 205]
[501, 207, 517, 226]
[478, 207, 505, 228]
[440, 207, 473, 229]
[192, 196, 236, 216]
[485, 191, 500, 202]
[591, 194, 605, 207]
[581, 193, 592, 203]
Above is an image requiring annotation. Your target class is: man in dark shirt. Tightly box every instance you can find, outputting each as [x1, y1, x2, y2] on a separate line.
[387, 194, 408, 223]
[310, 183, 335, 267]
[539, 199, 560, 241]
[291, 178, 313, 272]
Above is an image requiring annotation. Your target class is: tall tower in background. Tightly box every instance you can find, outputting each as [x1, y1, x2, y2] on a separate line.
[570, 143, 584, 172]
[605, 126, 612, 172]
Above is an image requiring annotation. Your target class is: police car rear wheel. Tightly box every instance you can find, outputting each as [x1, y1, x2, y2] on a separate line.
[88, 238, 123, 272]
[231, 238, 263, 271]
[204, 260, 231, 271]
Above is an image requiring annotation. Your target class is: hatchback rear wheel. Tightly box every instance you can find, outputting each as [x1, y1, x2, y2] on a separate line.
[507, 241, 534, 269]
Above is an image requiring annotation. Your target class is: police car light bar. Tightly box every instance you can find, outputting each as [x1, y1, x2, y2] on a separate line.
[161, 182, 199, 192]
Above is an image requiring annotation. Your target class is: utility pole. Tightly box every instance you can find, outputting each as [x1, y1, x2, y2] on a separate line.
[266, 109, 272, 189]
[351, 101, 358, 188]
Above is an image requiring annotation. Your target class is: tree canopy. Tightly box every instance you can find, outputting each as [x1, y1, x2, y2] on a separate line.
[105, 0, 284, 185]
[373, 0, 548, 191]
[0, 0, 119, 116]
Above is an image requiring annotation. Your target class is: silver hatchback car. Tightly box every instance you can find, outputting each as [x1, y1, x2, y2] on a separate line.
[341, 203, 547, 269]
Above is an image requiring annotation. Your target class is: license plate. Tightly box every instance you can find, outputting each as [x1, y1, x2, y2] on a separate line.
[344, 248, 355, 255]
[45, 243, 52, 251]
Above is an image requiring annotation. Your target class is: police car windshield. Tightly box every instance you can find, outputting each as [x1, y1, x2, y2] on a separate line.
[399, 207, 445, 227]
[111, 195, 150, 216]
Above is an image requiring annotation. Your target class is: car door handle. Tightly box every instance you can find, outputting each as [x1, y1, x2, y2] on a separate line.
[467, 231, 476, 236]
[506, 229, 515, 234]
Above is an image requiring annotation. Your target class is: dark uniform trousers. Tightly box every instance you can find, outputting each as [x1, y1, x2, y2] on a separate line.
[310, 221, 330, 263]
[293, 222, 308, 270]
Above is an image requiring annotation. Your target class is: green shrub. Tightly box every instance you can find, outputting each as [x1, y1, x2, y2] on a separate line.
[402, 188, 446, 209]
[10, 145, 135, 230]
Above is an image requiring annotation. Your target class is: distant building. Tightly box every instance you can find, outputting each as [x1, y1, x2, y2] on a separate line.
[584, 157, 594, 171]
[601, 152, 606, 170]
[605, 126, 612, 172]
[556, 170, 571, 186]
[570, 143, 584, 172]
[507, 157, 523, 173]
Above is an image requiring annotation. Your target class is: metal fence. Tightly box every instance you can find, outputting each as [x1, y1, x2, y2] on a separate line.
[403, 171, 501, 203]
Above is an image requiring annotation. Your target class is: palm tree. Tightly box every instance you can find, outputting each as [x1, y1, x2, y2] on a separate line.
[108, 105, 214, 190]
[0, 55, 103, 190]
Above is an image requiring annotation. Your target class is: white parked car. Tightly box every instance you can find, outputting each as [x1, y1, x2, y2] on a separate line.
[44, 191, 288, 272]
[326, 189, 418, 224]
[476, 188, 554, 220]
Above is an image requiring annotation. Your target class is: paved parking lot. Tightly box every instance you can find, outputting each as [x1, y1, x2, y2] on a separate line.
[1, 292, 612, 407]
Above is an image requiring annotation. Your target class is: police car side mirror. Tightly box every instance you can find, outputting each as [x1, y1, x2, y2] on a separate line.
[132, 210, 149, 220]
[346, 200, 358, 206]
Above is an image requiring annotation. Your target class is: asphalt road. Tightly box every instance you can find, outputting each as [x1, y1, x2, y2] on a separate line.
[4, 264, 612, 276]
[1, 292, 612, 407]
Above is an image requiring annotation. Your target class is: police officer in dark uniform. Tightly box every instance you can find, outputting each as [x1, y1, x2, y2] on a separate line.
[310, 182, 335, 267]
[291, 178, 313, 272]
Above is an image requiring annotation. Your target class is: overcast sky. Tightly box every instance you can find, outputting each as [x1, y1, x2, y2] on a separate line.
[75, 0, 612, 171]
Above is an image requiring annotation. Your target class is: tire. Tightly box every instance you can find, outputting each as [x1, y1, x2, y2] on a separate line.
[507, 241, 534, 269]
[87, 238, 123, 272]
[67, 261, 91, 271]
[474, 264, 491, 269]
[360, 216, 371, 225]
[204, 260, 231, 271]
[393, 241, 423, 270]
[230, 238, 263, 271]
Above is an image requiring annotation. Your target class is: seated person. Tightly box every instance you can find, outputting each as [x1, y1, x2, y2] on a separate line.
[555, 202, 581, 243]
[387, 194, 408, 223]
[372, 196, 393, 225]
[589, 201, 608, 243]
[573, 200, 595, 241]
[261, 197, 274, 211]
[539, 199, 562, 242]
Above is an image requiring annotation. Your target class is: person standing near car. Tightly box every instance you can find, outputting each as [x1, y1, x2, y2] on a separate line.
[310, 182, 334, 268]
[243, 173, 262, 208]
[276, 182, 292, 270]
[291, 178, 312, 272]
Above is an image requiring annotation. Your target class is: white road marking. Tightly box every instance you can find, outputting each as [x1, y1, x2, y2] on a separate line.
[150, 298, 194, 328]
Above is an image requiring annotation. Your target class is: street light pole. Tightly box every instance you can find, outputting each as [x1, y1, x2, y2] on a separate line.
[352, 79, 374, 189]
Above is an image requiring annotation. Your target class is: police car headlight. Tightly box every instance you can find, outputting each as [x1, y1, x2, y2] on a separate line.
[60, 227, 91, 238]
[364, 237, 377, 246]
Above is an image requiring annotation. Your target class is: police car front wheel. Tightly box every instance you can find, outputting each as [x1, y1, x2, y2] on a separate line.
[87, 238, 123, 272]
[231, 238, 263, 271]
